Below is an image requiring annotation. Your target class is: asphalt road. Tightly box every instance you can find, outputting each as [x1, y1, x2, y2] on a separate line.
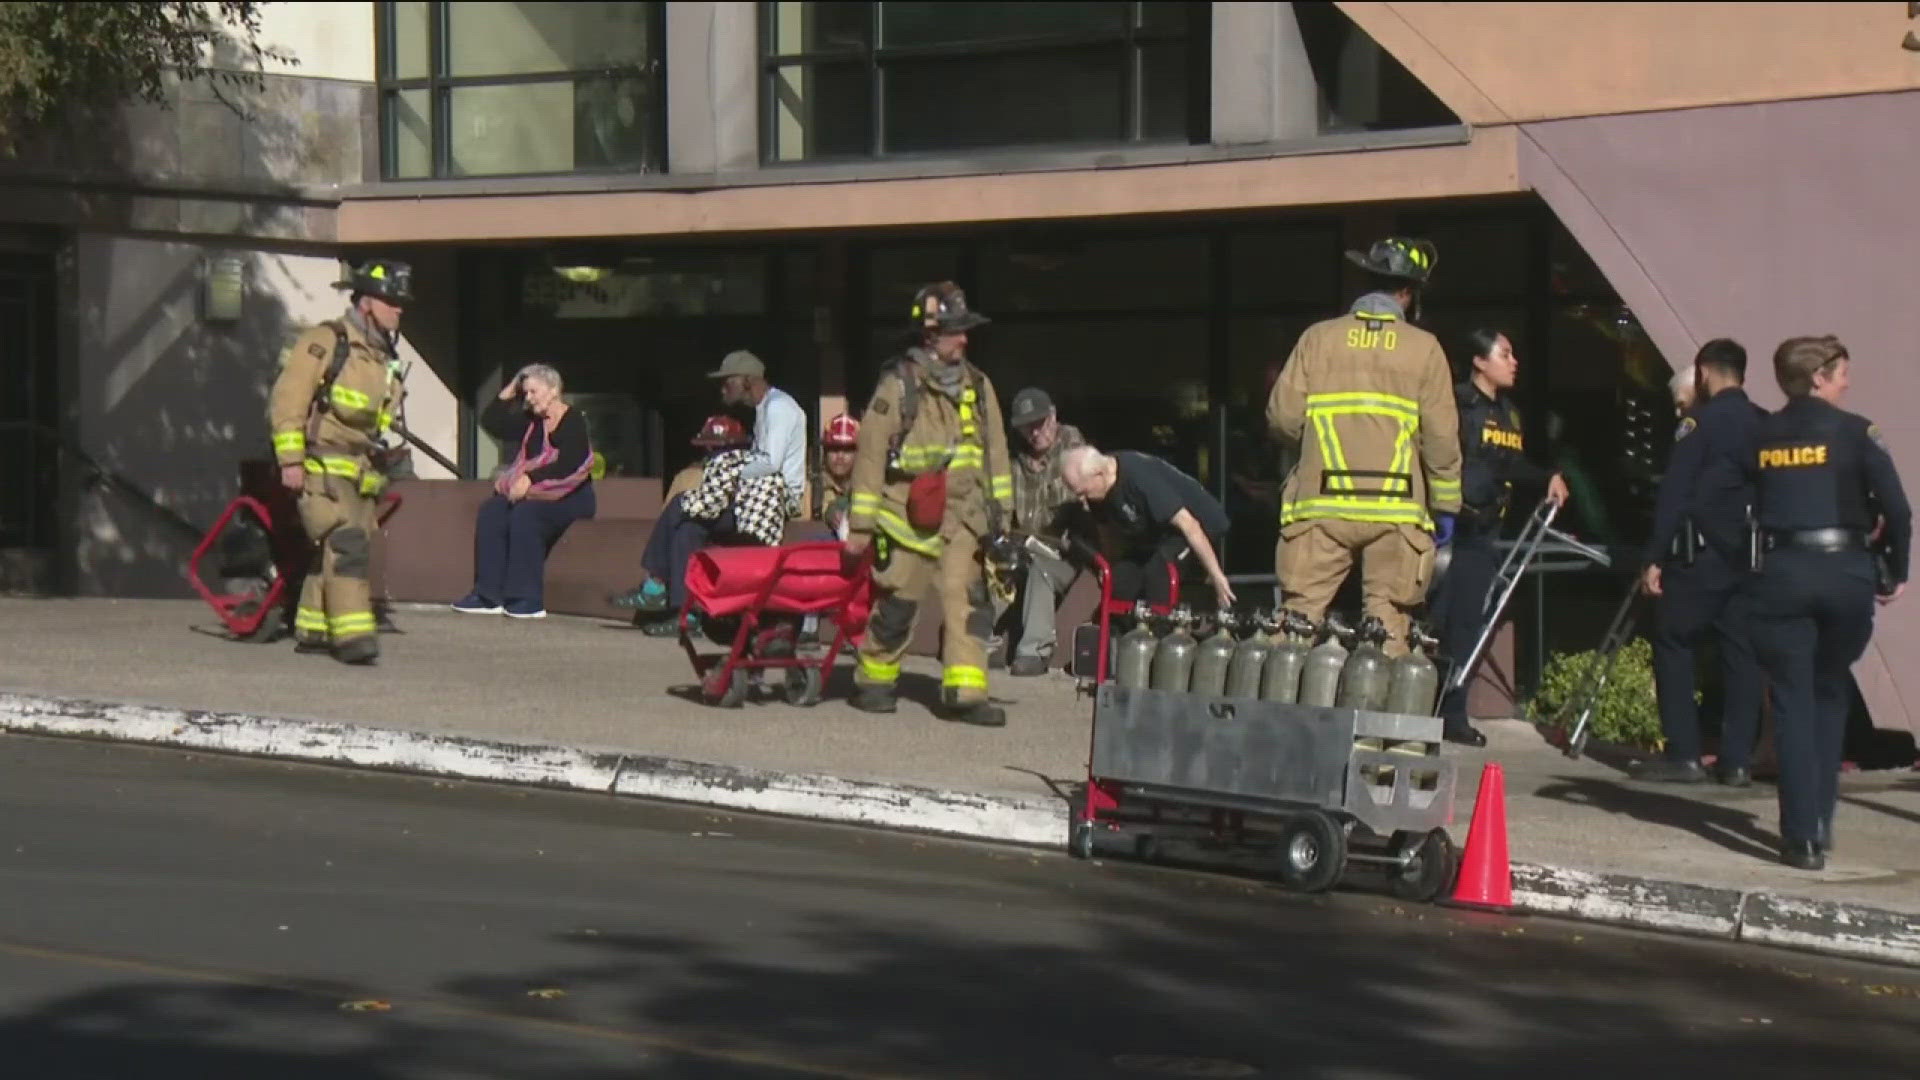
[2, 736, 1917, 1080]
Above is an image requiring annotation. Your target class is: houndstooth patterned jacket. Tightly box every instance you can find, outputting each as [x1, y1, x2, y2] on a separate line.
[680, 449, 790, 546]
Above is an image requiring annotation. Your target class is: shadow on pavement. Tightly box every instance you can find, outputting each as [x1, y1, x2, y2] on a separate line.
[8, 885, 1919, 1079]
[1531, 776, 1781, 862]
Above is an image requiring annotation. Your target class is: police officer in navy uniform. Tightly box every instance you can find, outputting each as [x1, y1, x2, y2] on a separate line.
[1634, 339, 1768, 785]
[1748, 335, 1908, 870]
[1432, 330, 1568, 747]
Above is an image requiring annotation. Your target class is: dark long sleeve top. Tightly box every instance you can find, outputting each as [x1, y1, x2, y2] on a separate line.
[1456, 382, 1551, 524]
[1751, 396, 1911, 585]
[1644, 385, 1762, 566]
[482, 398, 592, 484]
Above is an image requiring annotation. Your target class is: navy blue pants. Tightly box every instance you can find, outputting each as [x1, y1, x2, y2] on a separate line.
[1650, 546, 1763, 767]
[642, 495, 738, 608]
[1433, 525, 1498, 729]
[1748, 547, 1876, 846]
[471, 484, 596, 609]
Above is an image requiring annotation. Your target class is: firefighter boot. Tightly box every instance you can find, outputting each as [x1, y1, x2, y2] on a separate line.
[333, 635, 380, 665]
[849, 684, 898, 714]
[938, 700, 1007, 727]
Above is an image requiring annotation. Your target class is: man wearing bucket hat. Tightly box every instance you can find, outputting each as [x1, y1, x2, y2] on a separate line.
[1266, 237, 1463, 679]
[266, 257, 415, 665]
[844, 281, 1016, 726]
[1000, 387, 1088, 676]
[709, 349, 807, 518]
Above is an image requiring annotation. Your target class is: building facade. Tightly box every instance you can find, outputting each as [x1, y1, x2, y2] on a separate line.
[3, 2, 1917, 733]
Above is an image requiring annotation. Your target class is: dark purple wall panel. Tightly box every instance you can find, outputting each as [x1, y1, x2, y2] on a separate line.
[1521, 90, 1920, 735]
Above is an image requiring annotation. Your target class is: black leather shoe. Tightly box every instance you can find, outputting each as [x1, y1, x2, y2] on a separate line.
[1815, 817, 1834, 855]
[1630, 759, 1708, 784]
[1443, 722, 1487, 748]
[1716, 764, 1752, 788]
[849, 686, 898, 714]
[940, 702, 1007, 728]
[1009, 656, 1048, 678]
[1780, 839, 1825, 871]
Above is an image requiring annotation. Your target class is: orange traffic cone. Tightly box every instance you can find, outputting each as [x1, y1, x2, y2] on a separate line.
[1447, 761, 1512, 911]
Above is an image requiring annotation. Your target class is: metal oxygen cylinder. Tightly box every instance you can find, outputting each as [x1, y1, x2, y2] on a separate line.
[1114, 600, 1159, 690]
[1387, 625, 1443, 718]
[1261, 611, 1314, 703]
[1297, 613, 1352, 708]
[1225, 611, 1274, 701]
[1148, 604, 1197, 692]
[1189, 612, 1238, 699]
[1335, 615, 1393, 713]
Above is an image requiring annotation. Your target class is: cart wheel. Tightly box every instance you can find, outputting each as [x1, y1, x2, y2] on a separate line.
[1389, 829, 1457, 903]
[1069, 821, 1095, 860]
[704, 668, 750, 709]
[782, 666, 824, 707]
[1275, 812, 1346, 893]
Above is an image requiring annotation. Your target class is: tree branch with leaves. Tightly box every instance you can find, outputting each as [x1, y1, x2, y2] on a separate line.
[0, 1, 297, 148]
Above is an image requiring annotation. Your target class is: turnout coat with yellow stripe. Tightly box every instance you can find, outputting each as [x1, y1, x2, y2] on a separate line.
[847, 350, 1014, 555]
[1266, 308, 1462, 529]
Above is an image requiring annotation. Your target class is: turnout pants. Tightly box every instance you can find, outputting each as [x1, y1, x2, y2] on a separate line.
[294, 473, 378, 648]
[1278, 518, 1435, 658]
[856, 528, 994, 706]
[1749, 548, 1876, 847]
[1649, 547, 1763, 768]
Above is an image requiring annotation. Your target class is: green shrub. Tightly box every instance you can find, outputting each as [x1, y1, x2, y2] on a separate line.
[1526, 636, 1686, 752]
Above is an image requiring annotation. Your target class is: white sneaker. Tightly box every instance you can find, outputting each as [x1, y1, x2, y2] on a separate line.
[452, 596, 502, 615]
[504, 607, 547, 619]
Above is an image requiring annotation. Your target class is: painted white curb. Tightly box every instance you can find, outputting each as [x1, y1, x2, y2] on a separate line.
[2, 689, 1913, 968]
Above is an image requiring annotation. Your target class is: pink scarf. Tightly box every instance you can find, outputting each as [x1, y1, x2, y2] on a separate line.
[495, 412, 593, 500]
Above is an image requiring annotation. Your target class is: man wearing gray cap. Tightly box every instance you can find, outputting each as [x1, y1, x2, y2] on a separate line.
[1001, 387, 1088, 676]
[711, 349, 807, 517]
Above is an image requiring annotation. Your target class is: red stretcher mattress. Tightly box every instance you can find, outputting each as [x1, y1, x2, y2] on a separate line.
[685, 542, 872, 624]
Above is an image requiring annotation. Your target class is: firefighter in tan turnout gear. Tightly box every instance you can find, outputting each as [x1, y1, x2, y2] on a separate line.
[267, 259, 413, 665]
[1267, 237, 1462, 657]
[844, 282, 1017, 727]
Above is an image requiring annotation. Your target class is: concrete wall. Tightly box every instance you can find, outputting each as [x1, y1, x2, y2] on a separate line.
[1520, 90, 1920, 735]
[64, 236, 457, 598]
[250, 2, 376, 83]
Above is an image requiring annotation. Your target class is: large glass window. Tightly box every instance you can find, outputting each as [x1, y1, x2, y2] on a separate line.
[378, 2, 666, 179]
[762, 2, 1208, 162]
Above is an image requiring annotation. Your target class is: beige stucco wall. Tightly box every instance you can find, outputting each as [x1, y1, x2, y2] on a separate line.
[1340, 1, 1920, 126]
[338, 128, 1520, 242]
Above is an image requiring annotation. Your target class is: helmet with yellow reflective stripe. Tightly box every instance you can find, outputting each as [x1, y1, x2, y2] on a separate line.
[1344, 237, 1438, 285]
[910, 281, 990, 335]
[332, 258, 415, 306]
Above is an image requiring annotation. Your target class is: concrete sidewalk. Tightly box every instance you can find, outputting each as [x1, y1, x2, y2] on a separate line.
[1, 598, 1916, 965]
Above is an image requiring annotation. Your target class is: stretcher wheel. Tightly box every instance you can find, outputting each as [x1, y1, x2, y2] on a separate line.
[1275, 811, 1346, 893]
[1388, 828, 1456, 903]
[1069, 821, 1095, 860]
[782, 666, 823, 707]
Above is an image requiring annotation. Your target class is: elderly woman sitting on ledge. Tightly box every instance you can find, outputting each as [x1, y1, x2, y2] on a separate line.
[453, 364, 596, 618]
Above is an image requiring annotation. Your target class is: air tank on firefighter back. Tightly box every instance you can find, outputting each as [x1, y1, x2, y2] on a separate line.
[1148, 604, 1198, 692]
[1336, 615, 1393, 713]
[1114, 600, 1159, 690]
[1189, 611, 1238, 698]
[1297, 613, 1352, 708]
[1261, 611, 1315, 703]
[1387, 625, 1442, 717]
[1224, 611, 1274, 700]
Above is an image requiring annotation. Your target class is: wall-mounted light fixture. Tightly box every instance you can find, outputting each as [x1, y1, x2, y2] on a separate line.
[202, 253, 246, 323]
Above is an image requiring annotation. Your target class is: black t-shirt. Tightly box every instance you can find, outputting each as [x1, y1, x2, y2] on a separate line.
[1100, 451, 1229, 554]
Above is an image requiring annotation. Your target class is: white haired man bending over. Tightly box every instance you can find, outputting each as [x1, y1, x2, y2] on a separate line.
[1061, 445, 1236, 608]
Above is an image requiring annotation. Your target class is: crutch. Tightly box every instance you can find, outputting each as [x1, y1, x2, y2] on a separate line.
[1559, 577, 1645, 760]
[1444, 497, 1562, 694]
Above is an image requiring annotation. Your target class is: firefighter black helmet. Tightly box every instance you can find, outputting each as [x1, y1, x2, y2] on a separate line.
[1344, 237, 1438, 286]
[333, 258, 415, 306]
